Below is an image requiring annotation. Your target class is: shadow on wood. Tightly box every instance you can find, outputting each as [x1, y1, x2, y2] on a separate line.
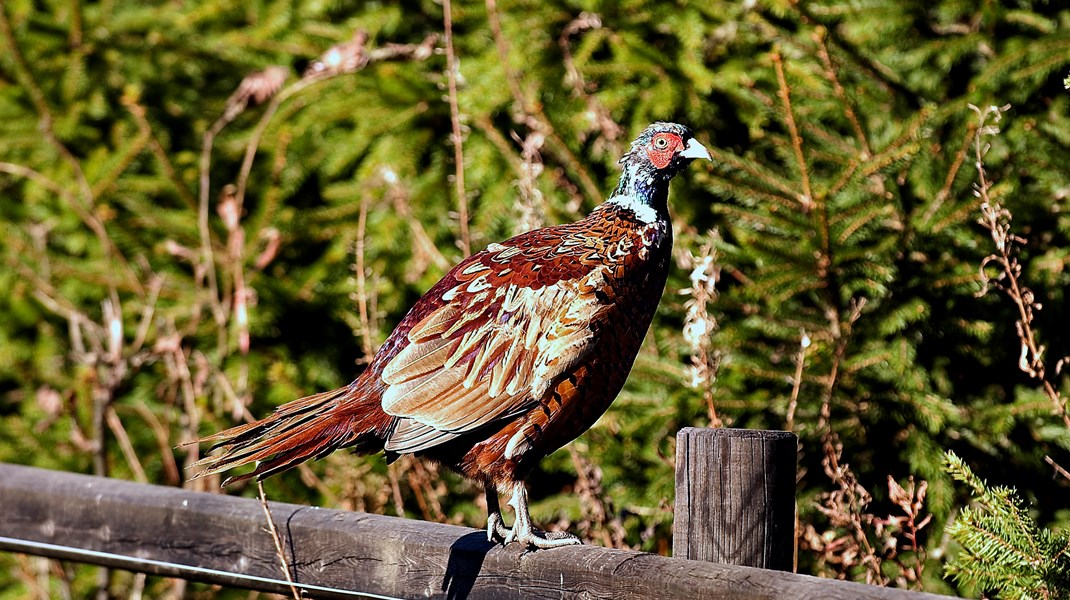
[442, 532, 494, 599]
[0, 462, 957, 599]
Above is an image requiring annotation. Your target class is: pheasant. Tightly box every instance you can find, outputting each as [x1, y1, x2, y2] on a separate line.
[189, 122, 711, 548]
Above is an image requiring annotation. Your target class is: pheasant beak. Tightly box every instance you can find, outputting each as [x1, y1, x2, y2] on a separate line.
[680, 137, 712, 161]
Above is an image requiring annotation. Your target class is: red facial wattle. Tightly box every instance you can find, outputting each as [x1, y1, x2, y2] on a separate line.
[646, 133, 683, 169]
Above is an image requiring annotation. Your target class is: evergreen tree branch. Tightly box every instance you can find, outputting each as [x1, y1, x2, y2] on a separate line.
[813, 28, 872, 159]
[705, 146, 800, 202]
[772, 50, 815, 212]
[945, 452, 1070, 598]
[921, 120, 978, 227]
[0, 4, 140, 297]
[785, 0, 924, 109]
[123, 97, 198, 210]
[354, 191, 376, 361]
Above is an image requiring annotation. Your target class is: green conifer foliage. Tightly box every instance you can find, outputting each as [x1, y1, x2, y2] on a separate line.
[945, 452, 1070, 599]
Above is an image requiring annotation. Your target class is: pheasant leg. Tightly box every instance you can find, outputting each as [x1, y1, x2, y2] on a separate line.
[485, 486, 510, 542]
[501, 481, 581, 549]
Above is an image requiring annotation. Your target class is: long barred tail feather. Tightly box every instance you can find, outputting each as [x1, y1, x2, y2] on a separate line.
[186, 384, 392, 486]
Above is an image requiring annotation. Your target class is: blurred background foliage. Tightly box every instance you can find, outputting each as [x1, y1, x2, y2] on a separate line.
[1, 0, 1069, 597]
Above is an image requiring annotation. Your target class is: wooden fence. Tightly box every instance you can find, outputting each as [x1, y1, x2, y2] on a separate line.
[0, 428, 957, 599]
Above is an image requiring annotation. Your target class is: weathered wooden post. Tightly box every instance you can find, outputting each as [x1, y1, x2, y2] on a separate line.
[673, 427, 798, 571]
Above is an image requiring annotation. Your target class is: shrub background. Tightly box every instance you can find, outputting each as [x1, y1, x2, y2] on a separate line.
[1, 0, 1068, 596]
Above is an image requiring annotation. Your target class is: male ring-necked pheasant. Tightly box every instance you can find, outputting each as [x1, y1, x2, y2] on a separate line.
[190, 122, 711, 548]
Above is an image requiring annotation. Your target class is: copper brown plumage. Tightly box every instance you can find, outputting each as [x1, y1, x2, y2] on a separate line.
[189, 122, 711, 548]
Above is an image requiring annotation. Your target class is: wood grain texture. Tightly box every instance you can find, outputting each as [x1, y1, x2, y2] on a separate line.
[673, 427, 798, 571]
[0, 463, 956, 599]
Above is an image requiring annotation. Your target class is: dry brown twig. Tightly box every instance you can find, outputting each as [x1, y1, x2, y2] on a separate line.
[801, 466, 932, 588]
[875, 476, 931, 589]
[442, 0, 472, 256]
[785, 330, 810, 431]
[970, 103, 1070, 433]
[385, 172, 451, 274]
[809, 437, 887, 584]
[483, 0, 604, 205]
[568, 447, 629, 548]
[354, 191, 377, 362]
[559, 12, 623, 150]
[1045, 455, 1070, 482]
[511, 130, 549, 234]
[257, 481, 302, 600]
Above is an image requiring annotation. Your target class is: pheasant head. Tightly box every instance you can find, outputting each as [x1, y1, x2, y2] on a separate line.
[609, 122, 711, 219]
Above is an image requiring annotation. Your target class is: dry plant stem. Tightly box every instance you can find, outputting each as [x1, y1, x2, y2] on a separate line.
[130, 276, 163, 355]
[681, 238, 723, 427]
[165, 321, 205, 489]
[355, 192, 375, 360]
[559, 13, 622, 147]
[199, 33, 438, 411]
[408, 460, 447, 522]
[198, 114, 234, 351]
[105, 407, 148, 483]
[483, 0, 602, 204]
[12, 555, 48, 600]
[227, 32, 439, 241]
[815, 300, 882, 583]
[131, 403, 181, 485]
[389, 184, 450, 271]
[231, 82, 303, 217]
[569, 447, 628, 548]
[484, 0, 526, 115]
[1044, 455, 1070, 483]
[0, 162, 72, 200]
[970, 104, 1070, 429]
[443, 0, 471, 256]
[387, 461, 407, 518]
[785, 331, 809, 431]
[257, 481, 302, 600]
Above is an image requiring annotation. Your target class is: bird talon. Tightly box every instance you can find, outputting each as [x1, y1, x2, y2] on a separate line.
[487, 512, 510, 543]
[506, 526, 581, 549]
[498, 482, 583, 549]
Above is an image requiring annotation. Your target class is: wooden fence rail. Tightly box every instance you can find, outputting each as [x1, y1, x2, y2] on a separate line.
[0, 452, 956, 599]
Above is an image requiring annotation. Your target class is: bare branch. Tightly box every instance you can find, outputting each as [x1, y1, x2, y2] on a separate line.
[442, 0, 472, 256]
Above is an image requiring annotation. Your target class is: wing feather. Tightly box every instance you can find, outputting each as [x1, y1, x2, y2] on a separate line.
[378, 236, 615, 454]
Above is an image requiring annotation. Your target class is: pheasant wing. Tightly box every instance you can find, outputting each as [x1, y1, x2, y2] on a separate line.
[378, 231, 614, 453]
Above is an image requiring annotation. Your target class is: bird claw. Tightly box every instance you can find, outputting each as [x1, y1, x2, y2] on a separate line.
[486, 481, 582, 549]
[503, 524, 581, 549]
[486, 512, 510, 542]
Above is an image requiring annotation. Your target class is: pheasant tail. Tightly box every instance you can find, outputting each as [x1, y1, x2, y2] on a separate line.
[187, 383, 390, 486]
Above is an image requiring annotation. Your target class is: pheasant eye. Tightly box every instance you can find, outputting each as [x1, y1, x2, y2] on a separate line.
[653, 137, 669, 149]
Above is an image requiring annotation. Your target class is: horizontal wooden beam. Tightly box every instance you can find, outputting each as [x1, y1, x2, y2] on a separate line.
[0, 463, 955, 599]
